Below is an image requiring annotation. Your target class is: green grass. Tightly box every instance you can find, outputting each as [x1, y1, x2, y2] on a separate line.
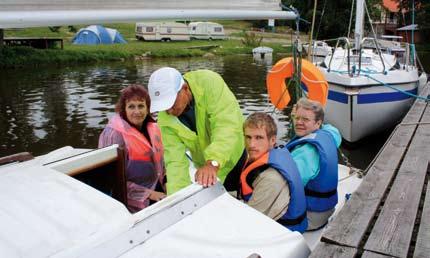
[1, 22, 293, 68]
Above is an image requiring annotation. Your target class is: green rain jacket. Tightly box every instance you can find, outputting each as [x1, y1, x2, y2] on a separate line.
[158, 70, 245, 194]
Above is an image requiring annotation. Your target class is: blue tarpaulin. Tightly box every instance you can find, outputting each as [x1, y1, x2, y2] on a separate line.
[72, 25, 127, 45]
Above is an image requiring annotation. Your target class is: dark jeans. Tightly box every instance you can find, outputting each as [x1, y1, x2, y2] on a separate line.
[223, 149, 247, 192]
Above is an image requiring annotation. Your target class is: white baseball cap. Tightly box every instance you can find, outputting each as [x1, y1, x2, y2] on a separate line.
[148, 67, 185, 113]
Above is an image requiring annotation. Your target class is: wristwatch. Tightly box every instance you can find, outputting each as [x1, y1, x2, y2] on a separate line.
[210, 160, 219, 168]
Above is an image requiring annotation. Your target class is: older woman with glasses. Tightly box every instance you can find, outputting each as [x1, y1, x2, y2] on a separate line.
[99, 85, 166, 213]
[285, 97, 341, 231]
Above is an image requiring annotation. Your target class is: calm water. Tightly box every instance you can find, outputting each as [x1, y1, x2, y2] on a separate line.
[1, 53, 428, 169]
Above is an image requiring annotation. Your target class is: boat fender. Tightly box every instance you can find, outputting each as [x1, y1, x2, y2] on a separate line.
[266, 57, 329, 110]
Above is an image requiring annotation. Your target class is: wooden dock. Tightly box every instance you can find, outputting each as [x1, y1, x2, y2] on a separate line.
[310, 83, 430, 258]
[3, 37, 64, 49]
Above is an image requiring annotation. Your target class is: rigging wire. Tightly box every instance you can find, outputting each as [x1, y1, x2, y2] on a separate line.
[314, 0, 327, 41]
[308, 0, 319, 59]
[347, 0, 355, 40]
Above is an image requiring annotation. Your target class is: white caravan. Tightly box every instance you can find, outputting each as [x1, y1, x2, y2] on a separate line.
[135, 22, 190, 41]
[188, 22, 226, 40]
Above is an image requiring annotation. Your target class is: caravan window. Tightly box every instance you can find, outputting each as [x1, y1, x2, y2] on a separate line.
[167, 27, 172, 33]
[214, 27, 222, 32]
[192, 26, 196, 31]
[146, 27, 154, 33]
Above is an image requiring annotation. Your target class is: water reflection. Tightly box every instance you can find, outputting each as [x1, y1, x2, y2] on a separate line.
[0, 55, 394, 169]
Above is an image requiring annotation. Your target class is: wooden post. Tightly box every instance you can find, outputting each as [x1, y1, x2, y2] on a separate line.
[0, 152, 34, 165]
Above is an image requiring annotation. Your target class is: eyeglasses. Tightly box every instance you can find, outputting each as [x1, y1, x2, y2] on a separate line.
[292, 116, 315, 123]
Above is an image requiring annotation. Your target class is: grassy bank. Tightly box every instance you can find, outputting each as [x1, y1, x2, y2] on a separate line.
[1, 22, 292, 68]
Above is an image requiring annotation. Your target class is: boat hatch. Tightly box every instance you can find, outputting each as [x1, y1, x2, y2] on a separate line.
[349, 55, 372, 65]
[44, 145, 128, 206]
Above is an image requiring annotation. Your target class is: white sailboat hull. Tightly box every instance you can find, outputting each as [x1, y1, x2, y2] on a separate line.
[320, 53, 419, 142]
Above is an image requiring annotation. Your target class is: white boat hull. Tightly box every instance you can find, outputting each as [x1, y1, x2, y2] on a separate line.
[321, 68, 419, 142]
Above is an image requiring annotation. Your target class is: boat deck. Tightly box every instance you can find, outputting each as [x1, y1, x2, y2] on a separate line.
[310, 83, 430, 258]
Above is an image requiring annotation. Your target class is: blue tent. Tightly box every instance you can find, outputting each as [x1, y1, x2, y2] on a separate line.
[72, 25, 127, 45]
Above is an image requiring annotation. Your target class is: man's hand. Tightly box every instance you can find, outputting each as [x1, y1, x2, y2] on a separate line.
[195, 162, 219, 187]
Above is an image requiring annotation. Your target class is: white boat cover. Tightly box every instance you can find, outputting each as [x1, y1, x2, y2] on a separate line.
[0, 163, 132, 258]
[120, 192, 309, 258]
[0, 157, 310, 258]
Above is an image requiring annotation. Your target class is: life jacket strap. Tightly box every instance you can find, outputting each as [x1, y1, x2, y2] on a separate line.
[305, 188, 337, 198]
[277, 211, 307, 226]
[246, 164, 270, 187]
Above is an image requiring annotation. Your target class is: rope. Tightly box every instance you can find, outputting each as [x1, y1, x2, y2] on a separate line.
[270, 78, 295, 115]
[327, 68, 429, 101]
[363, 74, 430, 102]
[339, 168, 364, 182]
[338, 148, 364, 180]
[280, 4, 311, 25]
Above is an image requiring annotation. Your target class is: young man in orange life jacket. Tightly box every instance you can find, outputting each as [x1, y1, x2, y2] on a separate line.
[239, 112, 307, 233]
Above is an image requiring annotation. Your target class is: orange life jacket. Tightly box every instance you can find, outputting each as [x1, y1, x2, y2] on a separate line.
[240, 152, 270, 198]
[108, 114, 165, 190]
[239, 149, 308, 233]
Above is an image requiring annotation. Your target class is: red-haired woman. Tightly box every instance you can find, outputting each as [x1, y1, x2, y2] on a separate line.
[99, 85, 166, 212]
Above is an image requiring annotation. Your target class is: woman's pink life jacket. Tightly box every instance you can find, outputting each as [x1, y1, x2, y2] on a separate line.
[108, 114, 165, 211]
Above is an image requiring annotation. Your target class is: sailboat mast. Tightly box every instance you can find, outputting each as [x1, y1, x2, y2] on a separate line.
[354, 0, 365, 49]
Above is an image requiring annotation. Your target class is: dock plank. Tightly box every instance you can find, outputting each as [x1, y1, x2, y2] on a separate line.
[362, 251, 395, 258]
[402, 85, 430, 124]
[308, 242, 356, 258]
[413, 105, 430, 258]
[319, 90, 429, 248]
[320, 125, 417, 247]
[364, 105, 430, 257]
[414, 174, 430, 258]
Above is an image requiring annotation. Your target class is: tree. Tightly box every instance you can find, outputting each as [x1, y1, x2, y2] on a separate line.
[417, 2, 430, 38]
[282, 0, 381, 39]
[396, 0, 430, 39]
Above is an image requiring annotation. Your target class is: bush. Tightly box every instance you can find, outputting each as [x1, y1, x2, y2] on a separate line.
[48, 26, 62, 33]
[240, 30, 263, 47]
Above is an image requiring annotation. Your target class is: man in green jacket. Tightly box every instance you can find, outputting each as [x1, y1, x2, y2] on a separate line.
[148, 67, 246, 194]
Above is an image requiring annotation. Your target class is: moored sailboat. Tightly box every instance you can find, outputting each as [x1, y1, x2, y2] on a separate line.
[315, 0, 422, 142]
